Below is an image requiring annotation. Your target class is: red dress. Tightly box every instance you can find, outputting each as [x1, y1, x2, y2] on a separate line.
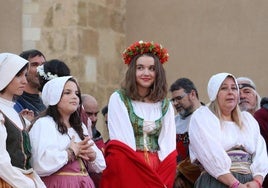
[100, 140, 177, 188]
[41, 159, 95, 188]
[254, 107, 268, 188]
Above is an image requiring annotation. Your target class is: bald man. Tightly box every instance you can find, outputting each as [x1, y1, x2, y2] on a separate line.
[81, 94, 105, 152]
[81, 94, 105, 188]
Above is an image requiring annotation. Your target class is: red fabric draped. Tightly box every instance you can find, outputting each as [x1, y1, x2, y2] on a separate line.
[100, 140, 177, 188]
[254, 108, 268, 188]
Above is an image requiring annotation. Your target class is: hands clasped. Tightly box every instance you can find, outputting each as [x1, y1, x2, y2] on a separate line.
[69, 136, 96, 162]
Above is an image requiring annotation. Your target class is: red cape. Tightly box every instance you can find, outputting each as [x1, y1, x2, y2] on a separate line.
[100, 140, 177, 188]
[254, 108, 268, 150]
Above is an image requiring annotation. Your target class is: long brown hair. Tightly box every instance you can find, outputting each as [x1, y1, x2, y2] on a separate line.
[121, 53, 167, 102]
[30, 78, 85, 140]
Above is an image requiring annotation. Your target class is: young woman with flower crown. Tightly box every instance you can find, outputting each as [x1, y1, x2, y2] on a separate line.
[100, 41, 177, 188]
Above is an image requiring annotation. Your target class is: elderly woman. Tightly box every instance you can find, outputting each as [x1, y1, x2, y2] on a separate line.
[189, 73, 268, 188]
[29, 76, 106, 188]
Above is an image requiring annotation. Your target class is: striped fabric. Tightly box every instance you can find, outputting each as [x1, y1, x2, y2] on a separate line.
[227, 148, 252, 174]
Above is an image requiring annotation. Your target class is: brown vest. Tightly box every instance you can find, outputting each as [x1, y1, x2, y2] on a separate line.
[2, 111, 32, 170]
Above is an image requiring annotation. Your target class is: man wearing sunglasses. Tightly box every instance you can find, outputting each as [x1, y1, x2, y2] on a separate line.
[169, 78, 202, 188]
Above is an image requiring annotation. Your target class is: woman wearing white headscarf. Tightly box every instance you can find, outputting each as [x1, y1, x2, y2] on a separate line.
[0, 53, 46, 188]
[29, 76, 106, 188]
[189, 73, 268, 188]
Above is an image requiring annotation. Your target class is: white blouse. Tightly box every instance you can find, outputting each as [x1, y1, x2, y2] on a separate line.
[189, 106, 268, 179]
[29, 116, 106, 177]
[0, 97, 25, 129]
[0, 97, 45, 188]
[108, 92, 176, 161]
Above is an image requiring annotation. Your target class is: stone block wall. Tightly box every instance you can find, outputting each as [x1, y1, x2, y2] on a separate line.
[22, 0, 127, 140]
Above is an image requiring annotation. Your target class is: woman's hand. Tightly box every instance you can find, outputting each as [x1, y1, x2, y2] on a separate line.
[77, 136, 96, 161]
[244, 180, 262, 188]
[237, 183, 247, 188]
[68, 136, 80, 156]
[20, 109, 34, 122]
[68, 136, 96, 161]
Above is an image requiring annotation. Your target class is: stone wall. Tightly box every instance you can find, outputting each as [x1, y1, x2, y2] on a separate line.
[21, 0, 127, 140]
[2, 0, 268, 140]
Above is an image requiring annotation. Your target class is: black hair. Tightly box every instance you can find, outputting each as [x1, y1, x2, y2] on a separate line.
[38, 59, 71, 91]
[260, 97, 268, 108]
[20, 49, 46, 60]
[101, 105, 108, 116]
[169, 78, 199, 99]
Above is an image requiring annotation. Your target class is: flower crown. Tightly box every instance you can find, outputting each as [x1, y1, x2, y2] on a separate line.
[122, 40, 169, 65]
[36, 65, 58, 81]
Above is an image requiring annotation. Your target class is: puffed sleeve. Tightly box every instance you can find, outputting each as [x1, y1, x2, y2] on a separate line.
[0, 113, 35, 188]
[29, 117, 69, 176]
[189, 106, 232, 178]
[157, 101, 176, 161]
[108, 92, 136, 149]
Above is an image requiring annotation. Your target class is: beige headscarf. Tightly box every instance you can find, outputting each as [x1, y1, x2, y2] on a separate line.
[0, 53, 28, 91]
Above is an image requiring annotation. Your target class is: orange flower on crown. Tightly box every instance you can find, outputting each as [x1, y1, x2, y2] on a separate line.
[122, 40, 169, 65]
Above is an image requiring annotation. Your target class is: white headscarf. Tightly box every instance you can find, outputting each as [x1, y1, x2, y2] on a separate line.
[237, 77, 256, 90]
[0, 53, 28, 91]
[236, 76, 261, 111]
[207, 72, 238, 102]
[42, 76, 73, 106]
